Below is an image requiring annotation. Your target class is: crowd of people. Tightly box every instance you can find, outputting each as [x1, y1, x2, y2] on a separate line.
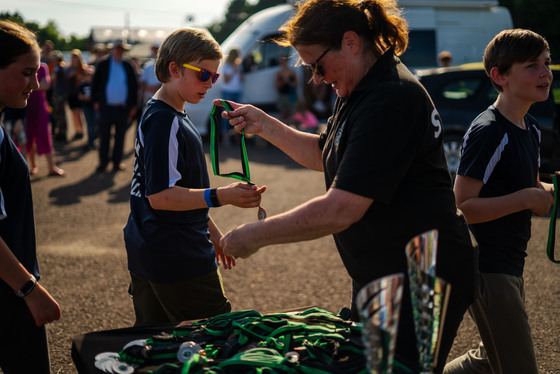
[0, 37, 163, 176]
[0, 0, 556, 373]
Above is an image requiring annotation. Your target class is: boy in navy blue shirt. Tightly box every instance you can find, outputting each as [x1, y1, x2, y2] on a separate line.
[445, 29, 555, 374]
[123, 28, 265, 326]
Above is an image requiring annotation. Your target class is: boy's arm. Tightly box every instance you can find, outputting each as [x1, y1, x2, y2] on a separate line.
[147, 182, 265, 211]
[208, 217, 235, 270]
[454, 174, 554, 224]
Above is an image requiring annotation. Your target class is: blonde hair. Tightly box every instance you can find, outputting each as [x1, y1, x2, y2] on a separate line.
[156, 28, 222, 83]
[279, 0, 408, 57]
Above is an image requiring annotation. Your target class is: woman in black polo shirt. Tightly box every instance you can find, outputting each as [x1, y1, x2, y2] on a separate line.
[216, 1, 476, 372]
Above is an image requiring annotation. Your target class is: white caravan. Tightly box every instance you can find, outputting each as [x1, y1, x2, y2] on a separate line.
[187, 0, 513, 135]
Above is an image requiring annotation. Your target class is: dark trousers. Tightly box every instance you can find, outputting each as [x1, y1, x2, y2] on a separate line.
[98, 105, 128, 168]
[0, 282, 51, 374]
[129, 270, 232, 327]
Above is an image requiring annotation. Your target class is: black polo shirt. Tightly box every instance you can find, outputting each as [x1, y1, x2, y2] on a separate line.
[319, 49, 474, 292]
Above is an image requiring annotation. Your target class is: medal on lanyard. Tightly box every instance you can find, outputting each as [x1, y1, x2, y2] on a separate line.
[210, 100, 266, 220]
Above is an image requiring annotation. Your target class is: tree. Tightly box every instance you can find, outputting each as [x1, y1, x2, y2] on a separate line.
[208, 0, 288, 43]
[500, 0, 560, 63]
[0, 11, 89, 52]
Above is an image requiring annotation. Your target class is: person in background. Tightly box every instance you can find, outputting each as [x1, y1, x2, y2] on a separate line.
[138, 41, 162, 127]
[90, 43, 108, 67]
[438, 50, 453, 67]
[25, 61, 65, 176]
[140, 41, 161, 104]
[49, 50, 68, 143]
[220, 47, 243, 145]
[91, 39, 139, 173]
[40, 40, 56, 127]
[217, 1, 476, 372]
[78, 65, 97, 151]
[444, 29, 554, 374]
[1, 107, 28, 159]
[275, 55, 298, 123]
[291, 99, 319, 133]
[0, 20, 61, 374]
[66, 49, 87, 140]
[123, 28, 265, 326]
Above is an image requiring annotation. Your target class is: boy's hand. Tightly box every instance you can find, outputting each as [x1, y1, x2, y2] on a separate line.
[217, 183, 266, 208]
[528, 187, 554, 216]
[212, 236, 236, 270]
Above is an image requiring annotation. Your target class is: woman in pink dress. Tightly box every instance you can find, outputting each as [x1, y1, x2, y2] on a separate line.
[25, 62, 64, 176]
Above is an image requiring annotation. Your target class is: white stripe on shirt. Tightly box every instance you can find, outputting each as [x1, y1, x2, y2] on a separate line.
[483, 133, 508, 184]
[168, 117, 181, 187]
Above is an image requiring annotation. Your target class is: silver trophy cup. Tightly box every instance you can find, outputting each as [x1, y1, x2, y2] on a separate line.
[405, 229, 451, 374]
[357, 273, 405, 374]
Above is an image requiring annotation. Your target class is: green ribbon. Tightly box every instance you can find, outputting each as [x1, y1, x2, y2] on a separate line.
[546, 173, 560, 264]
[209, 99, 251, 183]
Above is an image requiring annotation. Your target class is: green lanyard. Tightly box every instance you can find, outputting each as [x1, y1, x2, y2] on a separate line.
[209, 100, 251, 183]
[209, 100, 266, 220]
[546, 173, 560, 264]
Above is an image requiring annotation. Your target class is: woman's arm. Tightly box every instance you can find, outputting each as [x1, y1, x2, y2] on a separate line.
[220, 188, 372, 258]
[216, 100, 324, 171]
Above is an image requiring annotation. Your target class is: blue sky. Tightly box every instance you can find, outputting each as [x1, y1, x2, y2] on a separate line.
[2, 0, 234, 37]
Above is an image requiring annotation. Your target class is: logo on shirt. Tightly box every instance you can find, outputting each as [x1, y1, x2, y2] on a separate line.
[432, 109, 442, 139]
[334, 119, 347, 147]
[130, 139, 143, 198]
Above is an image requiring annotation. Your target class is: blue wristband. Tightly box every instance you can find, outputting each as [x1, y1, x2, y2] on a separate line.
[204, 188, 213, 207]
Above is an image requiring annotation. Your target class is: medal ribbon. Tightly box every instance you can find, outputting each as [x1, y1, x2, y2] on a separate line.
[546, 173, 560, 264]
[209, 100, 251, 183]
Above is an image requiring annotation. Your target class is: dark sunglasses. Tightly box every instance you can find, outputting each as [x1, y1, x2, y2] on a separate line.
[182, 63, 220, 83]
[302, 47, 331, 78]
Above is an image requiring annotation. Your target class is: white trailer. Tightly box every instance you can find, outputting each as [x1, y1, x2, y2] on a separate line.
[187, 1, 513, 135]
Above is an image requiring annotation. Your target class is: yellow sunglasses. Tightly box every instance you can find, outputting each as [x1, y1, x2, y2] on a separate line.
[182, 63, 220, 83]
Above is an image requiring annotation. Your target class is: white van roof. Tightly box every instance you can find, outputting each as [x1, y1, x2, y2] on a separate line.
[399, 0, 499, 7]
[221, 4, 294, 55]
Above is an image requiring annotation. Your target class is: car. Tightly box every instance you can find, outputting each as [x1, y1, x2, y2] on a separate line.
[416, 63, 560, 180]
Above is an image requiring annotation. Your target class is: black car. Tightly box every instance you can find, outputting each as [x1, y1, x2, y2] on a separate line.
[416, 63, 560, 179]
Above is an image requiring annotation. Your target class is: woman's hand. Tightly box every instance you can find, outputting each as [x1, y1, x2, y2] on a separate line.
[213, 100, 269, 136]
[221, 225, 261, 259]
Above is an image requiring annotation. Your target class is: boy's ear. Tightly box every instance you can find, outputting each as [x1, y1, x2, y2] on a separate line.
[490, 67, 507, 87]
[169, 61, 181, 78]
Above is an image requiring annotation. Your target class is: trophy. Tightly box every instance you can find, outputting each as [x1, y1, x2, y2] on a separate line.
[357, 273, 404, 374]
[405, 229, 451, 373]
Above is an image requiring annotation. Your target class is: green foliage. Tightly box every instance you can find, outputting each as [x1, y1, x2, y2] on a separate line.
[6, 0, 557, 62]
[207, 0, 288, 43]
[499, 0, 560, 63]
[0, 11, 89, 52]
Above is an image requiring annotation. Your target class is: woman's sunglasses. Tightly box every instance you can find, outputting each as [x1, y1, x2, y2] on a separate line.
[302, 47, 331, 78]
[182, 63, 220, 84]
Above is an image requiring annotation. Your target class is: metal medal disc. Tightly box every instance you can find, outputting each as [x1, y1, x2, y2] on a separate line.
[258, 205, 267, 220]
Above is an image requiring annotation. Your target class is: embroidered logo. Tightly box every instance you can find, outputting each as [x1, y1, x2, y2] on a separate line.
[334, 119, 347, 147]
[432, 109, 442, 139]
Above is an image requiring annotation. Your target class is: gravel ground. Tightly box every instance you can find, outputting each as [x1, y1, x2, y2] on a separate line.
[23, 128, 560, 374]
